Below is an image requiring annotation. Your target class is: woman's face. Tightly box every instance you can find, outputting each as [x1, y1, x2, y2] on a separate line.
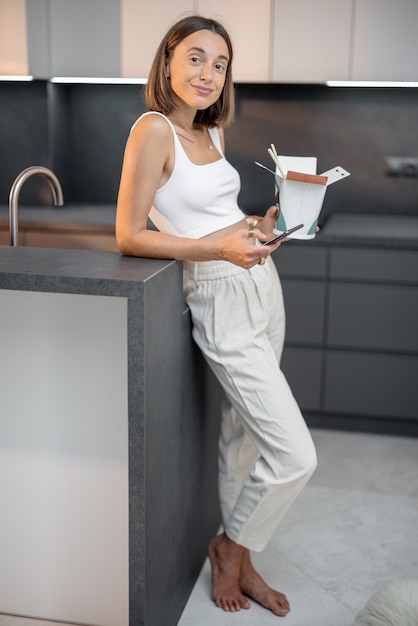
[167, 29, 230, 112]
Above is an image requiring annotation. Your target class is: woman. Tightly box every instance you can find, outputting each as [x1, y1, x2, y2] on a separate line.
[116, 14, 317, 617]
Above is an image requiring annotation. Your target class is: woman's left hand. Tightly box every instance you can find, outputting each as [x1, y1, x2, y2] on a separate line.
[259, 205, 280, 240]
[245, 206, 279, 243]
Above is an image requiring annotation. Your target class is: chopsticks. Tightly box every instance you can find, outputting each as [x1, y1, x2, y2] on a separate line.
[254, 161, 277, 176]
[267, 143, 286, 179]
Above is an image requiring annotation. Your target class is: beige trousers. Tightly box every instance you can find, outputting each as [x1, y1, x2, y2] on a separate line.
[184, 257, 317, 552]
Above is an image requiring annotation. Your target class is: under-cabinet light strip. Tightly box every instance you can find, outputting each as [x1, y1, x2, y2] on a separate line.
[50, 76, 148, 84]
[0, 75, 34, 81]
[326, 80, 418, 88]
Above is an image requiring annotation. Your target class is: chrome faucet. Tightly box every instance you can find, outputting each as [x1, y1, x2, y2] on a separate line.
[9, 166, 64, 246]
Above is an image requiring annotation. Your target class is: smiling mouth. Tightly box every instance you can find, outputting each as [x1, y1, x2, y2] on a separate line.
[193, 85, 213, 95]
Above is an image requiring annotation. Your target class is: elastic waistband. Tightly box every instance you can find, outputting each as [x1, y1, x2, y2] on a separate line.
[184, 259, 268, 281]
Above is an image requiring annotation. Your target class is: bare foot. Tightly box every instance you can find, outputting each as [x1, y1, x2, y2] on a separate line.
[208, 533, 251, 612]
[240, 550, 290, 617]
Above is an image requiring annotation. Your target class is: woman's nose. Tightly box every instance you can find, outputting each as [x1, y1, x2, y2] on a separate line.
[200, 63, 212, 81]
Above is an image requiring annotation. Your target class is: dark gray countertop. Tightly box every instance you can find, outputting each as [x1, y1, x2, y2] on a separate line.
[317, 213, 418, 249]
[0, 246, 174, 296]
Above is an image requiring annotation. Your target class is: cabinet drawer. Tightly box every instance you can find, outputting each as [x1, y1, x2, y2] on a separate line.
[324, 351, 418, 420]
[282, 279, 326, 346]
[330, 248, 418, 284]
[281, 347, 323, 412]
[274, 243, 327, 279]
[327, 283, 418, 353]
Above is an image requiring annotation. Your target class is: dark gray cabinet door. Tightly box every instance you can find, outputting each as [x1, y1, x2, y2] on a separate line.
[324, 350, 418, 419]
[281, 347, 323, 412]
[327, 282, 418, 353]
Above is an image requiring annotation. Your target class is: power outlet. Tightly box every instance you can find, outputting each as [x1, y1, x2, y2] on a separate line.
[385, 156, 418, 177]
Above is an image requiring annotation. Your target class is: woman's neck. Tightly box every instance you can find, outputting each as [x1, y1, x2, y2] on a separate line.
[168, 102, 198, 133]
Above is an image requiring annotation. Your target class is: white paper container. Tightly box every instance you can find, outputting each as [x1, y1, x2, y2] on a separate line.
[274, 156, 350, 240]
[276, 178, 327, 239]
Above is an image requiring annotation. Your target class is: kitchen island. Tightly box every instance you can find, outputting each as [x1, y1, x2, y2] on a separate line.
[0, 247, 222, 626]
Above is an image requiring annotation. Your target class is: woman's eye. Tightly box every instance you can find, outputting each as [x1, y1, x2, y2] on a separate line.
[190, 56, 201, 64]
[215, 63, 226, 72]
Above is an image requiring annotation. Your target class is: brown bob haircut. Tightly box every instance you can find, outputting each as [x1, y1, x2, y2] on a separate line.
[145, 14, 235, 128]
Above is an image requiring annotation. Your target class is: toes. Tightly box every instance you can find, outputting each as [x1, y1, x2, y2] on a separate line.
[222, 598, 240, 612]
[275, 596, 291, 616]
[215, 594, 250, 612]
[240, 596, 251, 610]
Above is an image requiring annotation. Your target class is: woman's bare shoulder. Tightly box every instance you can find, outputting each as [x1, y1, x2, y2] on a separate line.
[130, 112, 172, 142]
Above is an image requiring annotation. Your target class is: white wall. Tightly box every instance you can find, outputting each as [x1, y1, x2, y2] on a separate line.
[0, 289, 129, 626]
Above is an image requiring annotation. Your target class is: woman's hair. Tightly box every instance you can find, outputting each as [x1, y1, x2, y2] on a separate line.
[145, 14, 235, 127]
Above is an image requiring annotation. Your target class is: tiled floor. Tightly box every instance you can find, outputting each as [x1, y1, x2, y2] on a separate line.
[1, 428, 417, 626]
[177, 428, 418, 626]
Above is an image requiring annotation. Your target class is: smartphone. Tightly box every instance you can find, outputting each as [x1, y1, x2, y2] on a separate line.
[263, 223, 304, 245]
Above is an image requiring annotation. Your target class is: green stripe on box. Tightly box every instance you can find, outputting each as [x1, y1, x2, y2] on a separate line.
[276, 212, 287, 231]
[307, 219, 318, 235]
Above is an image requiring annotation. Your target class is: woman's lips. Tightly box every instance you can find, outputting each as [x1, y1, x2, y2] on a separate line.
[193, 85, 213, 96]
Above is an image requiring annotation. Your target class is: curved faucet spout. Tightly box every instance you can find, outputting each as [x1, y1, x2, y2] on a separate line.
[9, 166, 64, 246]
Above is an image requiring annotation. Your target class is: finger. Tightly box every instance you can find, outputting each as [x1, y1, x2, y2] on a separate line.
[253, 228, 268, 241]
[265, 205, 279, 219]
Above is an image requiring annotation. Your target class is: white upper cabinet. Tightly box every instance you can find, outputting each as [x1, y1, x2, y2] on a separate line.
[0, 0, 28, 75]
[196, 0, 271, 82]
[27, 0, 120, 78]
[352, 0, 418, 81]
[271, 0, 353, 83]
[271, 0, 418, 83]
[16, 0, 418, 82]
[121, 0, 194, 79]
[121, 0, 271, 82]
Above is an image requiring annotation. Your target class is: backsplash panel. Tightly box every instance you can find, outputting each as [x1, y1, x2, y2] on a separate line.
[0, 82, 50, 205]
[227, 84, 418, 221]
[1, 81, 417, 222]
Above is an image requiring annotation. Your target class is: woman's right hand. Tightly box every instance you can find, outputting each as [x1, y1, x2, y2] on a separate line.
[220, 226, 280, 269]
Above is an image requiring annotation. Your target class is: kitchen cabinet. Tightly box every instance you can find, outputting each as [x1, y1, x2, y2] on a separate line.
[272, 0, 418, 83]
[0, 287, 129, 626]
[274, 243, 327, 412]
[351, 0, 418, 81]
[274, 219, 418, 435]
[196, 0, 271, 82]
[27, 0, 120, 78]
[121, 0, 271, 82]
[18, 0, 418, 83]
[0, 0, 28, 75]
[272, 0, 353, 83]
[324, 247, 418, 420]
[121, 0, 193, 78]
[124, 0, 350, 83]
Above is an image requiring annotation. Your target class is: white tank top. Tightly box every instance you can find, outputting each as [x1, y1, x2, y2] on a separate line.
[135, 112, 245, 239]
